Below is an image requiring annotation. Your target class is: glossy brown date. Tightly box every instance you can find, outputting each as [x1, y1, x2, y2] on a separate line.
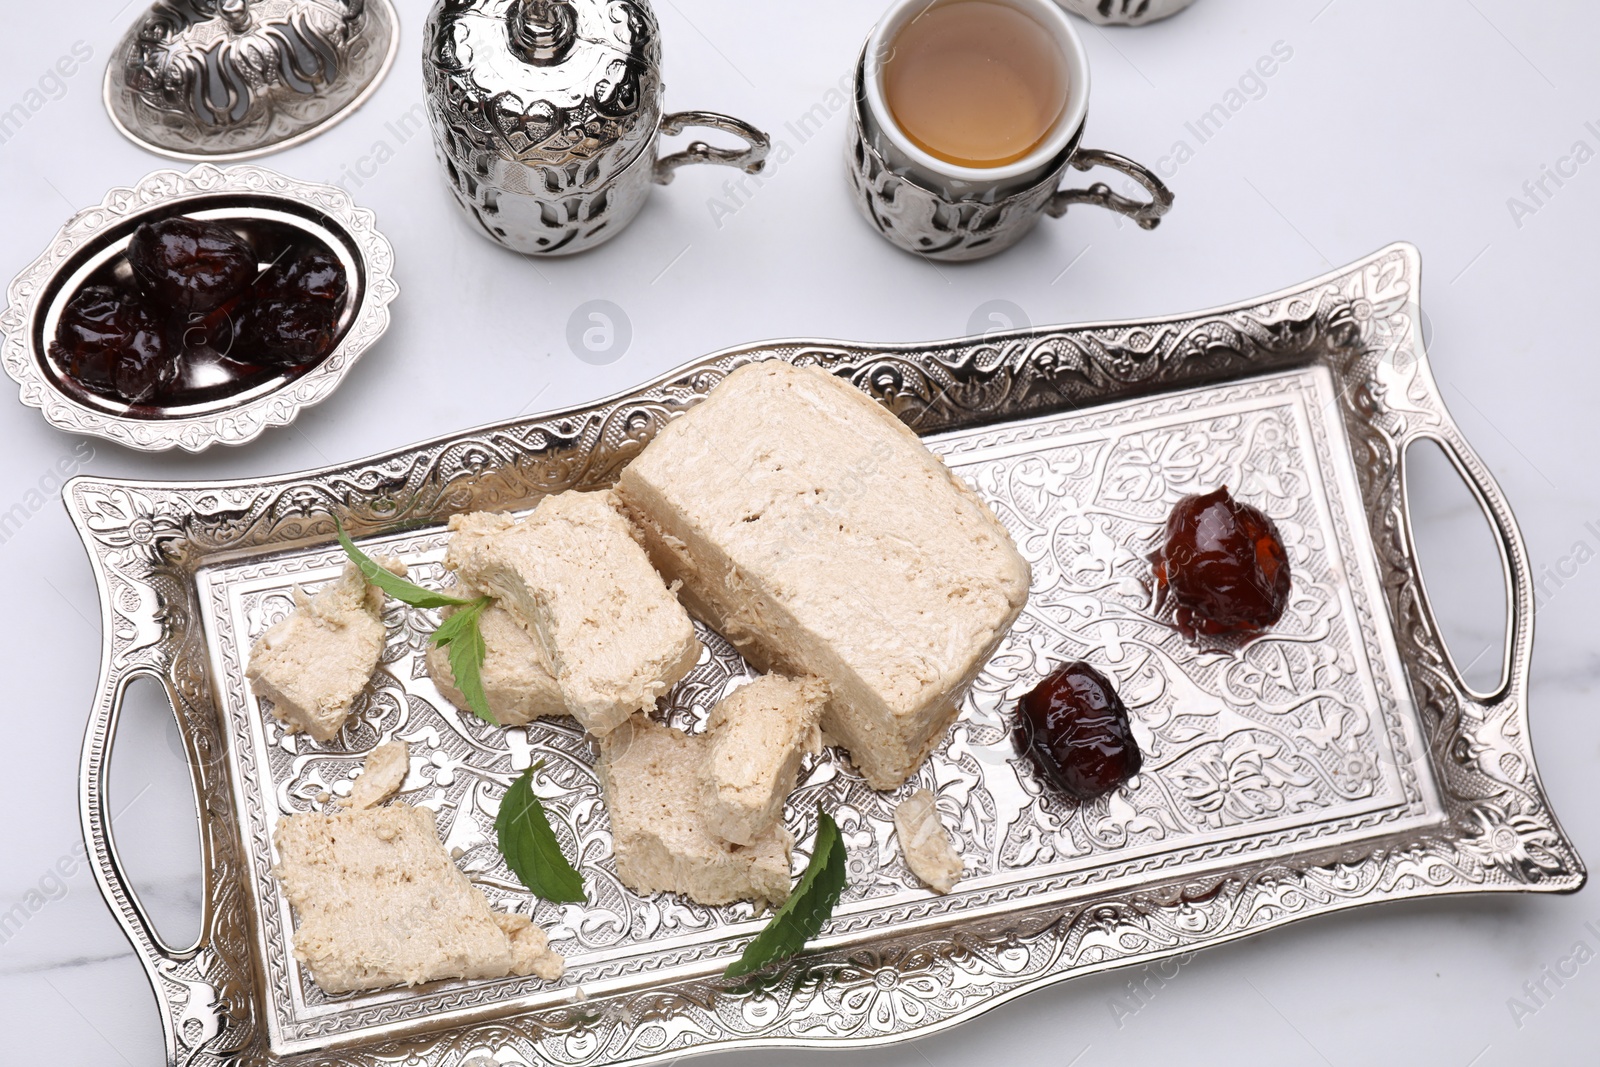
[1152, 486, 1291, 639]
[1015, 661, 1143, 801]
[126, 217, 256, 314]
[48, 286, 179, 404]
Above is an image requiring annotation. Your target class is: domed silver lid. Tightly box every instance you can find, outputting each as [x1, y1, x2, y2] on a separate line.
[104, 0, 400, 162]
[425, 0, 662, 175]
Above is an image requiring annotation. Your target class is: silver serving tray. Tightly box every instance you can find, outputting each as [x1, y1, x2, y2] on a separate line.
[68, 243, 1582, 1066]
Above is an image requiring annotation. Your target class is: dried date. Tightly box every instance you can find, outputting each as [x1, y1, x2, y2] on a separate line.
[1152, 486, 1292, 638]
[269, 247, 348, 306]
[126, 217, 256, 314]
[232, 298, 338, 367]
[49, 285, 180, 404]
[1015, 661, 1142, 801]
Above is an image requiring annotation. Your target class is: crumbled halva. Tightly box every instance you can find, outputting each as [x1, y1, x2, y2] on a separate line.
[702, 675, 827, 846]
[894, 788, 962, 894]
[616, 361, 1032, 790]
[444, 494, 701, 737]
[247, 559, 401, 743]
[598, 715, 793, 907]
[346, 740, 409, 810]
[273, 801, 564, 993]
[425, 581, 566, 726]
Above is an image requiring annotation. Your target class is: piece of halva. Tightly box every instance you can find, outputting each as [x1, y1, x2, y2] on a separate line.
[273, 802, 564, 993]
[248, 560, 399, 743]
[616, 360, 1032, 790]
[702, 675, 826, 846]
[425, 581, 566, 726]
[597, 715, 793, 907]
[894, 787, 962, 894]
[444, 494, 701, 737]
[346, 740, 409, 810]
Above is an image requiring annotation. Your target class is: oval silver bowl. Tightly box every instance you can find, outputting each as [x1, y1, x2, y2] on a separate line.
[1, 164, 398, 453]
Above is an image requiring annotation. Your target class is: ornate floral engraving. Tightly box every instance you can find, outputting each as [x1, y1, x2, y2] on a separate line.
[66, 244, 1583, 1066]
[845, 85, 1075, 262]
[104, 0, 400, 161]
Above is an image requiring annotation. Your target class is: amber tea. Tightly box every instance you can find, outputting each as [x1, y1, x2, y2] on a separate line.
[881, 0, 1070, 169]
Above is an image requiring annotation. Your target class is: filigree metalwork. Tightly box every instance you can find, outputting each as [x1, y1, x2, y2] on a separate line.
[104, 0, 401, 161]
[1055, 0, 1199, 26]
[68, 244, 1582, 1066]
[423, 0, 769, 256]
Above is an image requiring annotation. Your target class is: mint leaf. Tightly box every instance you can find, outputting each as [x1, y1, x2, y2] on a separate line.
[335, 521, 477, 609]
[432, 599, 495, 725]
[333, 520, 496, 724]
[495, 761, 586, 903]
[724, 806, 848, 979]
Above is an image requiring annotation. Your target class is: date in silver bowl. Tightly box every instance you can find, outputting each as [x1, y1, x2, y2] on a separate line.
[1, 164, 398, 453]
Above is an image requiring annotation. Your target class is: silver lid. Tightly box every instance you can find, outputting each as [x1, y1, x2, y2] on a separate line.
[425, 0, 662, 174]
[104, 0, 400, 162]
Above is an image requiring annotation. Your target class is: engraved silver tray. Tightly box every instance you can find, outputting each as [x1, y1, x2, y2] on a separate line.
[69, 243, 1582, 1066]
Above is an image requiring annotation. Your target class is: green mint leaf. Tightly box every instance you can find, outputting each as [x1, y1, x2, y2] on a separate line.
[335, 520, 477, 609]
[724, 806, 848, 979]
[495, 761, 587, 903]
[432, 599, 495, 725]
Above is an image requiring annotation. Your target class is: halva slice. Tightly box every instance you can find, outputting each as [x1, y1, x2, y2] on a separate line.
[444, 494, 701, 737]
[598, 716, 792, 907]
[346, 740, 409, 810]
[247, 560, 400, 743]
[702, 675, 827, 846]
[425, 581, 566, 726]
[273, 801, 563, 993]
[616, 360, 1032, 790]
[894, 787, 962, 894]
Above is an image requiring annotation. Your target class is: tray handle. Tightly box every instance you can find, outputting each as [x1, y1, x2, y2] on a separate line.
[1401, 428, 1530, 707]
[80, 663, 234, 1065]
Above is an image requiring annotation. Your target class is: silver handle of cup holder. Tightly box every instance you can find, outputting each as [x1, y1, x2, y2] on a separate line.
[653, 110, 773, 185]
[1047, 147, 1175, 230]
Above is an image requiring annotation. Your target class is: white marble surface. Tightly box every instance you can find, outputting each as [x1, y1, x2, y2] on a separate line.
[1, 0, 1596, 1063]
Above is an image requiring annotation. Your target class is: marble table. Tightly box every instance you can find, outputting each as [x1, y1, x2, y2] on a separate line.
[0, 1, 1594, 1063]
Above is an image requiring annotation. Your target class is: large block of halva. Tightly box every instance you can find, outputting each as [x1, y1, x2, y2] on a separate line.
[616, 361, 1031, 789]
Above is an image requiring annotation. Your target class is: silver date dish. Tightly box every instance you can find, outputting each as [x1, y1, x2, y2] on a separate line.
[2, 164, 398, 453]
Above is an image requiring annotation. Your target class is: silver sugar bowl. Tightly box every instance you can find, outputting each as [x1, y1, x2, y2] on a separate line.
[423, 0, 770, 256]
[104, 0, 400, 161]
